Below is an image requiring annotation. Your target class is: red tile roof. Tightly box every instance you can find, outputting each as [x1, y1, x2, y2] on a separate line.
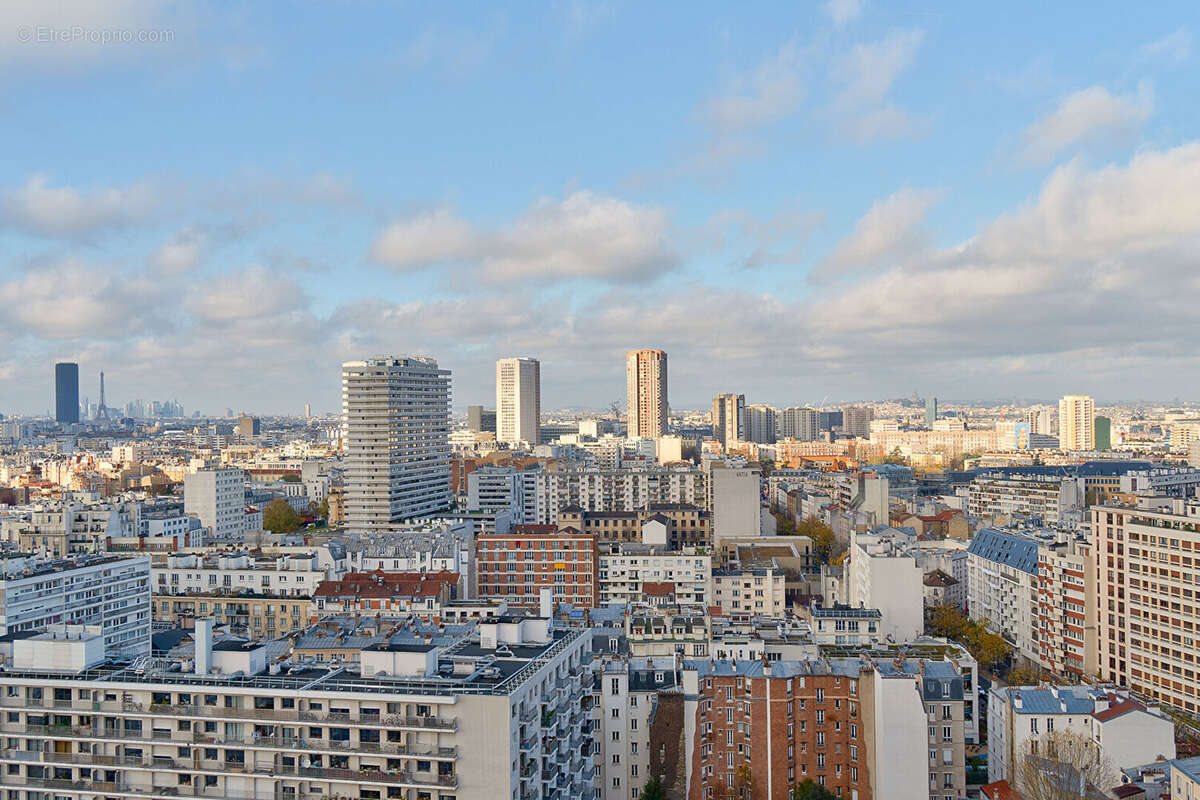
[981, 780, 1023, 800]
[1091, 696, 1146, 722]
[642, 582, 676, 597]
[314, 570, 458, 600]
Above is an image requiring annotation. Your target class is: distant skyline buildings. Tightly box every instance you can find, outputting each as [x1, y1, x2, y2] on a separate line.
[625, 349, 668, 439]
[711, 393, 744, 450]
[495, 357, 540, 445]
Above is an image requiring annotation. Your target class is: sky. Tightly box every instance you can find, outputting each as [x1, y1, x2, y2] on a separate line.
[1, 0, 1199, 415]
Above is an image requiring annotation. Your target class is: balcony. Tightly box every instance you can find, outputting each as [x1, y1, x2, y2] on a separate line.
[14, 724, 456, 760]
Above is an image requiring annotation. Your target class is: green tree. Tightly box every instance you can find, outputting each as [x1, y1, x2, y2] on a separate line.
[1007, 663, 1045, 686]
[263, 498, 300, 533]
[641, 777, 667, 800]
[792, 779, 839, 800]
[795, 516, 839, 564]
[281, 474, 301, 483]
[317, 497, 330, 519]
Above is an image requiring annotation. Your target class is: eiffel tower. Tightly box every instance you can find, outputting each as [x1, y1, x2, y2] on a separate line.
[96, 371, 110, 421]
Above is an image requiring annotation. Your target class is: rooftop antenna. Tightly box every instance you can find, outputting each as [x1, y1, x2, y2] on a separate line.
[96, 371, 110, 421]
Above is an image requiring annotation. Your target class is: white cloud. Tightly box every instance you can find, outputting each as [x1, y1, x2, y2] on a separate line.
[702, 39, 806, 132]
[149, 227, 206, 275]
[1142, 28, 1191, 63]
[825, 0, 863, 29]
[814, 187, 941, 281]
[0, 258, 161, 339]
[371, 191, 678, 284]
[369, 208, 480, 267]
[1018, 83, 1154, 164]
[1, 174, 156, 238]
[185, 264, 307, 324]
[830, 29, 925, 141]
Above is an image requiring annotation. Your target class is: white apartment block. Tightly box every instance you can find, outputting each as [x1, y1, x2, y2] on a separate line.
[1093, 498, 1200, 713]
[153, 551, 332, 598]
[596, 656, 677, 800]
[987, 685, 1174, 789]
[598, 546, 712, 606]
[184, 469, 246, 543]
[848, 530, 925, 642]
[1120, 467, 1200, 498]
[1058, 394, 1096, 451]
[966, 529, 1039, 662]
[0, 617, 597, 800]
[496, 357, 541, 445]
[0, 500, 140, 557]
[966, 475, 1083, 525]
[0, 554, 151, 659]
[711, 564, 786, 618]
[342, 357, 452, 533]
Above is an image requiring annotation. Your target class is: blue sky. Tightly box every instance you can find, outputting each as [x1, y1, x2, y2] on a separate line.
[2, 0, 1199, 415]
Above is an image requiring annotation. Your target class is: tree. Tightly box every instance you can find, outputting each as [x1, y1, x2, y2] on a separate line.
[881, 446, 906, 465]
[795, 516, 839, 564]
[792, 780, 839, 800]
[281, 474, 301, 483]
[1007, 663, 1046, 686]
[731, 764, 758, 800]
[317, 497, 330, 519]
[263, 498, 300, 533]
[925, 604, 1012, 670]
[641, 777, 667, 800]
[1016, 729, 1116, 800]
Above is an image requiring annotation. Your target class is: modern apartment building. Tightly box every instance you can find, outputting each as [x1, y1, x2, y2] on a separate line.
[710, 393, 744, 451]
[778, 407, 820, 442]
[495, 357, 540, 445]
[1093, 498, 1200, 712]
[184, 469, 247, 543]
[744, 405, 777, 444]
[1036, 535, 1098, 679]
[966, 529, 1039, 663]
[966, 474, 1083, 525]
[626, 349, 668, 440]
[842, 406, 875, 438]
[0, 553, 151, 659]
[530, 466, 707, 524]
[1058, 394, 1096, 451]
[342, 357, 452, 533]
[476, 525, 599, 610]
[0, 616, 596, 800]
[711, 564, 786, 618]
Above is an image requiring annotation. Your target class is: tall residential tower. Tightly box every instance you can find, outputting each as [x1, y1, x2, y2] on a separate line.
[1058, 394, 1095, 450]
[342, 357, 451, 533]
[625, 349, 667, 439]
[495, 357, 540, 445]
[711, 393, 744, 450]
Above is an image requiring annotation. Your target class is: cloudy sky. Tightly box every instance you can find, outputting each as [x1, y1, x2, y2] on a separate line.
[2, 1, 1199, 416]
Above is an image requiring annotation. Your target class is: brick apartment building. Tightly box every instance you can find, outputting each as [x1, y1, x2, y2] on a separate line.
[476, 524, 599, 609]
[557, 503, 712, 548]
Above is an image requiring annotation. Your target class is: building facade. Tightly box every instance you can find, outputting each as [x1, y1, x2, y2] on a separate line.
[476, 525, 599, 610]
[342, 357, 452, 533]
[495, 357, 540, 445]
[626, 349, 668, 440]
[184, 469, 246, 543]
[1058, 394, 1096, 451]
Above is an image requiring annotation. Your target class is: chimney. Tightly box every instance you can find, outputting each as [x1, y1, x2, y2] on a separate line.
[195, 618, 213, 676]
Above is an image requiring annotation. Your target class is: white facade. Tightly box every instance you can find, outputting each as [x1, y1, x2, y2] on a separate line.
[496, 357, 540, 445]
[184, 468, 246, 543]
[848, 531, 924, 642]
[597, 658, 675, 800]
[153, 551, 331, 598]
[712, 566, 786, 617]
[711, 467, 761, 542]
[342, 357, 452, 533]
[598, 548, 711, 606]
[0, 554, 151, 659]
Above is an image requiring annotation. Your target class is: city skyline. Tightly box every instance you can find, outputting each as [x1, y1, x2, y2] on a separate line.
[3, 2, 1200, 415]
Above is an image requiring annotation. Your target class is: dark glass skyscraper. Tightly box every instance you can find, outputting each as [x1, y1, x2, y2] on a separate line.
[55, 362, 80, 423]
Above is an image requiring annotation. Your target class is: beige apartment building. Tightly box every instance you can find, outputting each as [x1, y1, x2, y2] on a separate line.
[626, 349, 668, 440]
